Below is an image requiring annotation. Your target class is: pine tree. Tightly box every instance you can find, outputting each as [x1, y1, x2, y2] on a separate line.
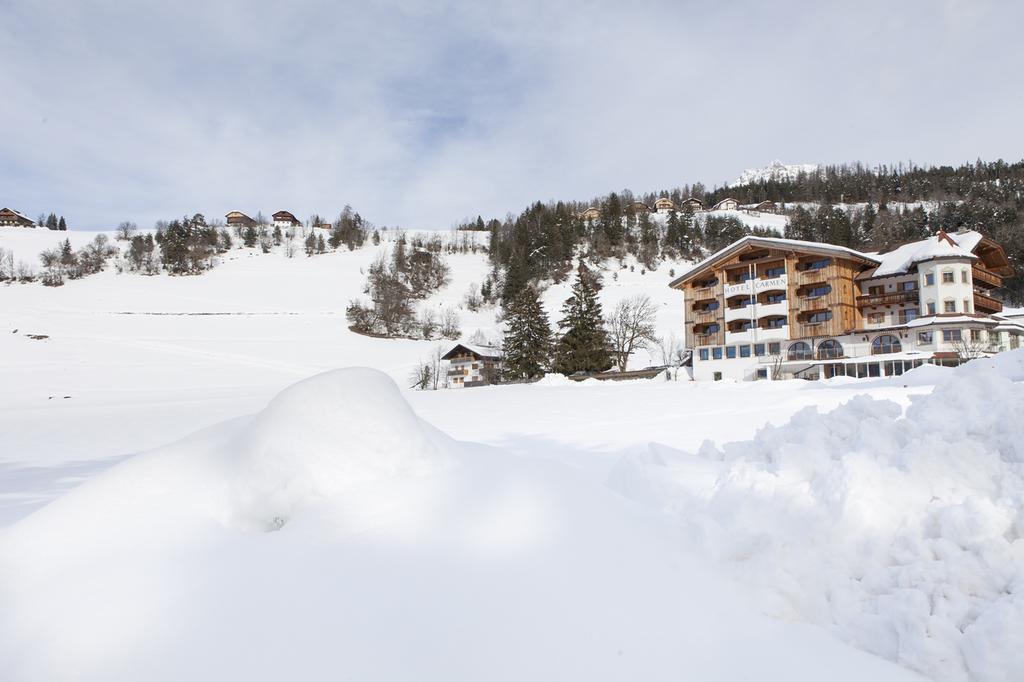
[501, 286, 551, 381]
[58, 216, 67, 231]
[46, 213, 58, 230]
[552, 263, 611, 374]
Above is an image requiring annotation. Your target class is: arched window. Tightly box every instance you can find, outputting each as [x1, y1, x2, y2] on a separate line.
[872, 334, 902, 355]
[817, 339, 844, 359]
[788, 341, 812, 361]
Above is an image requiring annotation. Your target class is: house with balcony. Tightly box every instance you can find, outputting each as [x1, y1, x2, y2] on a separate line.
[272, 210, 302, 229]
[442, 344, 502, 388]
[669, 230, 1022, 381]
[0, 207, 36, 228]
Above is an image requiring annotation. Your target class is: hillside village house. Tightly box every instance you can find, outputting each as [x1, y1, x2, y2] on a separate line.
[0, 207, 35, 228]
[670, 230, 1023, 381]
[579, 207, 601, 222]
[654, 197, 676, 214]
[680, 197, 705, 212]
[743, 200, 778, 213]
[442, 344, 502, 388]
[272, 211, 301, 228]
[629, 201, 651, 214]
[711, 197, 740, 211]
[225, 211, 256, 228]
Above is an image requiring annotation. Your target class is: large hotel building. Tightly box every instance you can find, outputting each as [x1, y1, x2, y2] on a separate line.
[670, 229, 1023, 381]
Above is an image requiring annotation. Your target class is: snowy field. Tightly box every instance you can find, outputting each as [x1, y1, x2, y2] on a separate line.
[1, 227, 1022, 681]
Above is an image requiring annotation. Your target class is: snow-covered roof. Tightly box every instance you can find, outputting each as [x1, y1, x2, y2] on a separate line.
[442, 343, 502, 360]
[0, 207, 33, 222]
[868, 231, 980, 278]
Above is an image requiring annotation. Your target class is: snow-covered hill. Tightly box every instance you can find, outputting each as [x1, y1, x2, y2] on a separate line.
[734, 160, 821, 186]
[2, 225, 1022, 682]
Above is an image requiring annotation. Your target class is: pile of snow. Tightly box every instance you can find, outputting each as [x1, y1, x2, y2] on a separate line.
[0, 368, 922, 682]
[733, 160, 821, 186]
[610, 350, 1024, 682]
[871, 230, 982, 278]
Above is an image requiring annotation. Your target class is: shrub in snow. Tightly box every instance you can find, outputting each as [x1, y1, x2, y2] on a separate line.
[609, 351, 1024, 682]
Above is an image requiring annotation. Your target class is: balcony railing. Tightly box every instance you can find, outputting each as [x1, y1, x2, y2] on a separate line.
[798, 266, 834, 284]
[974, 291, 1003, 313]
[690, 308, 719, 324]
[856, 291, 917, 307]
[972, 266, 1001, 289]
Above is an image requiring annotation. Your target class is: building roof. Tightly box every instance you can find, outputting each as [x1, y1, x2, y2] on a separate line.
[669, 236, 879, 289]
[225, 210, 253, 219]
[441, 343, 502, 361]
[863, 230, 980, 279]
[654, 197, 675, 206]
[0, 207, 34, 223]
[711, 197, 739, 209]
[272, 210, 300, 222]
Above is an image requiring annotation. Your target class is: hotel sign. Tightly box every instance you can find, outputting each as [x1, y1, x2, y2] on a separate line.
[723, 274, 787, 298]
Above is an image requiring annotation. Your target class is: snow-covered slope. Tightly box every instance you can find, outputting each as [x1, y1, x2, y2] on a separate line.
[0, 368, 922, 682]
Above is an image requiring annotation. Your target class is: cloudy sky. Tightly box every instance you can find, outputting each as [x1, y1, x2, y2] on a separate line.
[2, 0, 1022, 230]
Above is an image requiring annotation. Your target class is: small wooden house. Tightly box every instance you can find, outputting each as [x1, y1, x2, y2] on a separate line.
[681, 197, 704, 212]
[579, 207, 601, 222]
[751, 200, 777, 213]
[0, 207, 35, 228]
[442, 344, 502, 388]
[316, 222, 333, 230]
[711, 197, 740, 211]
[225, 211, 256, 228]
[629, 201, 651, 214]
[654, 197, 676, 214]
[272, 210, 301, 228]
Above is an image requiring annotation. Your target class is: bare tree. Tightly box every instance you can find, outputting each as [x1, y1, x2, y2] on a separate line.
[606, 295, 659, 372]
[440, 306, 461, 339]
[951, 336, 990, 362]
[116, 221, 138, 241]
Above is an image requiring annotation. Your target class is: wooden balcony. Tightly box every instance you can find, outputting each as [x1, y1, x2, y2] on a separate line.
[974, 290, 1003, 314]
[693, 332, 725, 347]
[972, 266, 1002, 289]
[856, 290, 918, 307]
[798, 265, 834, 284]
[690, 308, 719, 325]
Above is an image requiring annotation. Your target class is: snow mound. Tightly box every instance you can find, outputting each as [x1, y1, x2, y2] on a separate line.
[228, 368, 449, 529]
[610, 349, 1024, 682]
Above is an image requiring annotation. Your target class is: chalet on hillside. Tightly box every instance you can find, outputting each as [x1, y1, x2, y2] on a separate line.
[579, 207, 601, 221]
[316, 222, 332, 230]
[751, 200, 777, 213]
[681, 197, 704, 212]
[629, 201, 651, 214]
[711, 197, 740, 211]
[654, 197, 676, 214]
[272, 210, 301, 228]
[442, 344, 502, 388]
[225, 211, 256, 228]
[0, 207, 35, 228]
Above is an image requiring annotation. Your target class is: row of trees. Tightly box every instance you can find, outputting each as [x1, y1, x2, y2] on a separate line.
[35, 213, 68, 231]
[500, 263, 660, 382]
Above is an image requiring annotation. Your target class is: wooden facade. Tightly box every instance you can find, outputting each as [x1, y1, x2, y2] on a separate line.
[442, 344, 502, 388]
[579, 207, 601, 221]
[0, 207, 35, 227]
[225, 211, 255, 227]
[629, 201, 651, 214]
[654, 197, 676, 212]
[711, 197, 740, 211]
[272, 210, 301, 227]
[672, 239, 877, 351]
[680, 197, 704, 212]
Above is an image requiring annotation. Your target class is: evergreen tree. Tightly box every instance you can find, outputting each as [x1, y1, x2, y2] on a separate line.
[45, 213, 58, 230]
[552, 263, 611, 374]
[58, 216, 67, 231]
[501, 286, 551, 381]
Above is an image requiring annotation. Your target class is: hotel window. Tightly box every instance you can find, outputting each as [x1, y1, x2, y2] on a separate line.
[817, 339, 844, 359]
[970, 329, 982, 342]
[961, 270, 969, 283]
[787, 342, 812, 361]
[942, 270, 955, 284]
[900, 308, 918, 324]
[726, 346, 737, 359]
[806, 310, 833, 324]
[803, 258, 831, 271]
[925, 273, 935, 286]
[699, 348, 709, 361]
[765, 292, 785, 304]
[871, 334, 902, 355]
[754, 343, 766, 356]
[927, 302, 936, 315]
[963, 299, 971, 313]
[704, 301, 720, 311]
[764, 266, 785, 278]
[918, 331, 933, 344]
[707, 324, 720, 333]
[868, 285, 885, 296]
[900, 281, 918, 292]
[868, 312, 885, 324]
[765, 317, 786, 329]
[942, 329, 962, 342]
[805, 285, 832, 298]
[768, 342, 781, 355]
[712, 347, 723, 360]
[1012, 335, 1020, 350]
[739, 345, 751, 358]
[944, 300, 956, 313]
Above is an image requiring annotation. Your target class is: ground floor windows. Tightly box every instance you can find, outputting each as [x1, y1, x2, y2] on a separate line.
[788, 341, 812, 361]
[754, 343, 766, 356]
[918, 331, 933, 345]
[739, 345, 751, 358]
[726, 346, 737, 359]
[816, 339, 843, 359]
[768, 342, 781, 355]
[821, 358, 929, 379]
[712, 347, 723, 360]
[699, 348, 709, 361]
